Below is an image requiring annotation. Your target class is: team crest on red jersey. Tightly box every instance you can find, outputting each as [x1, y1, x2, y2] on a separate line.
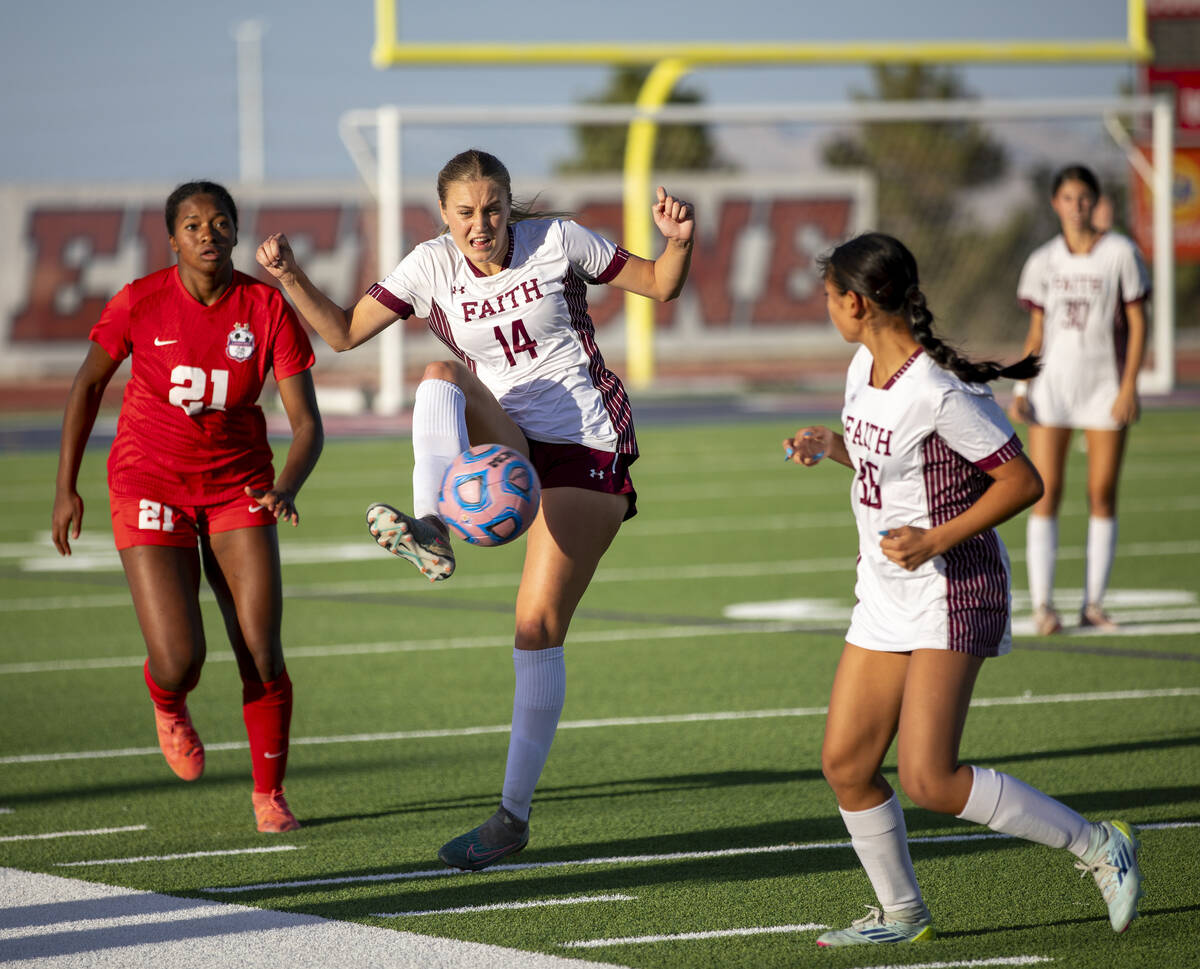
[225, 322, 255, 362]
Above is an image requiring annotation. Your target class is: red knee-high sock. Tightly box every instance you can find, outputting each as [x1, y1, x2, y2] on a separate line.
[242, 669, 293, 793]
[144, 660, 189, 717]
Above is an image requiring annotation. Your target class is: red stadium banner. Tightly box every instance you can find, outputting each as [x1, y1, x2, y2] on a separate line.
[0, 176, 872, 375]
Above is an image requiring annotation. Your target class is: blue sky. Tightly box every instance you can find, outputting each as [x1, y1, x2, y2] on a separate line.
[1, 0, 1139, 184]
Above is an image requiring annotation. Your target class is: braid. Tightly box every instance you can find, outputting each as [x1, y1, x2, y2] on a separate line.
[822, 233, 1042, 385]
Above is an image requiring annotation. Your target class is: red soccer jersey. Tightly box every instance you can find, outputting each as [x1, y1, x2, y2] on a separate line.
[90, 267, 315, 505]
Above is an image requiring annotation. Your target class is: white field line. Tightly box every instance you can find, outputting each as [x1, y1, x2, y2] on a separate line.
[4, 688, 1198, 768]
[374, 893, 635, 918]
[0, 620, 816, 675]
[7, 537, 1200, 594]
[855, 959, 1054, 969]
[0, 824, 147, 843]
[5, 594, 1200, 676]
[55, 845, 300, 867]
[560, 922, 827, 948]
[0, 867, 628, 969]
[199, 822, 1199, 895]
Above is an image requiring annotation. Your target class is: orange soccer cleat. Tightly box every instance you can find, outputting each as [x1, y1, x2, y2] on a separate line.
[252, 788, 301, 833]
[153, 705, 205, 781]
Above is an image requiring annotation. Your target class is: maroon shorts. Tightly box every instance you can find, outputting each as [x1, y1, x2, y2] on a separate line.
[109, 490, 275, 550]
[525, 439, 639, 521]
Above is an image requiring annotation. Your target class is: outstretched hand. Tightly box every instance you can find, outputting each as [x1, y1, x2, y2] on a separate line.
[652, 186, 695, 244]
[256, 233, 298, 283]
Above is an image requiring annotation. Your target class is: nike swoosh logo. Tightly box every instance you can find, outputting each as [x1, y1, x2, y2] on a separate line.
[154, 338, 178, 346]
[263, 750, 286, 759]
[248, 504, 266, 513]
[465, 842, 519, 863]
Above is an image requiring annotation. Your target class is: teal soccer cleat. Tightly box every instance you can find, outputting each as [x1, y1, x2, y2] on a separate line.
[438, 806, 530, 871]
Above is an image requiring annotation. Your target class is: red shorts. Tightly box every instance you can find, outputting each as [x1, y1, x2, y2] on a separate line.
[109, 491, 275, 550]
[525, 439, 638, 521]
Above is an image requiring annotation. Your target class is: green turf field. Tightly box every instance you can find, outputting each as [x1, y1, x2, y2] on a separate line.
[2, 408, 1198, 968]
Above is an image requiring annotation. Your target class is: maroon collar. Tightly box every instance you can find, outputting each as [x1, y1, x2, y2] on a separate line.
[879, 347, 924, 389]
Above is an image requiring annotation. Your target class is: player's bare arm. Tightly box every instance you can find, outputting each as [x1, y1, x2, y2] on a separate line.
[881, 453, 1043, 571]
[609, 186, 695, 302]
[52, 343, 121, 555]
[246, 370, 324, 526]
[1112, 299, 1147, 425]
[256, 232, 397, 350]
[1008, 306, 1044, 425]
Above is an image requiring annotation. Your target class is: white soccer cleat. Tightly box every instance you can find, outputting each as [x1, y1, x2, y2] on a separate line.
[816, 905, 935, 947]
[1076, 820, 1143, 932]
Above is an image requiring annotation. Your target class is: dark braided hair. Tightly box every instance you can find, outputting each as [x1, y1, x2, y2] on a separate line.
[819, 233, 1039, 384]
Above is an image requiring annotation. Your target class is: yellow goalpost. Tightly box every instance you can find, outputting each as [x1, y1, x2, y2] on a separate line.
[369, 0, 1153, 390]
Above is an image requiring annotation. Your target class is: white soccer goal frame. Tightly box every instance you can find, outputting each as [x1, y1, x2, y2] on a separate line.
[339, 95, 1175, 414]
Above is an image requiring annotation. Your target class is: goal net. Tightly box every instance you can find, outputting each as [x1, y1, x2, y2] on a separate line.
[342, 94, 1174, 412]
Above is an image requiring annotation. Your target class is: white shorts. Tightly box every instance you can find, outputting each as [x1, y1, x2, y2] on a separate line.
[1027, 371, 1123, 431]
[846, 548, 1013, 659]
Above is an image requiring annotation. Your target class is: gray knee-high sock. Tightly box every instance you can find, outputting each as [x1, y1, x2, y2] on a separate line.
[500, 647, 566, 822]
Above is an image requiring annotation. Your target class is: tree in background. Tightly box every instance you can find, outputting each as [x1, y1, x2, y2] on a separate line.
[554, 66, 728, 173]
[822, 64, 1044, 344]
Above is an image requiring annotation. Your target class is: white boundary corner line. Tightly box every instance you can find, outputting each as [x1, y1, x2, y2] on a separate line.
[0, 867, 630, 969]
[3, 688, 1198, 767]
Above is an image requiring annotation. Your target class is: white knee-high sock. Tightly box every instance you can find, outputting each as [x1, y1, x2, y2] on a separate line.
[1084, 517, 1118, 607]
[957, 765, 1095, 857]
[411, 379, 468, 519]
[839, 794, 926, 917]
[500, 647, 566, 822]
[1026, 515, 1058, 610]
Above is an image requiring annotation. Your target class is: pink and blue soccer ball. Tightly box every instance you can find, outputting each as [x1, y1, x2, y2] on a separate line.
[436, 444, 541, 546]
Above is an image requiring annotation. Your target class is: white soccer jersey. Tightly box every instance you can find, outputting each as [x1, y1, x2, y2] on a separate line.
[369, 219, 636, 453]
[1016, 232, 1149, 429]
[840, 347, 1025, 656]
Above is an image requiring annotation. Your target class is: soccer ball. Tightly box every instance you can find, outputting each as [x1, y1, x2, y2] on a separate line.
[436, 444, 541, 546]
